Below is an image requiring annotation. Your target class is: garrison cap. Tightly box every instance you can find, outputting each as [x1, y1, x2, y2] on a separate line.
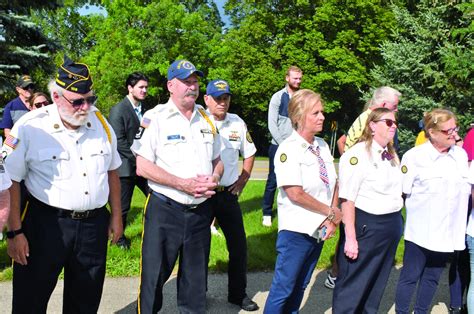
[55, 55, 93, 94]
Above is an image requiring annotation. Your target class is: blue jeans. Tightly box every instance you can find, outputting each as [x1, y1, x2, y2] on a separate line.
[262, 144, 278, 217]
[264, 230, 324, 313]
[467, 235, 474, 312]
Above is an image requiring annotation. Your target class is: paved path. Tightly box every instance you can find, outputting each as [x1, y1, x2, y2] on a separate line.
[0, 266, 451, 313]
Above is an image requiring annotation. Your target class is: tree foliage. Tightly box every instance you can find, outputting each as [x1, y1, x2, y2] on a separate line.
[214, 0, 396, 150]
[0, 0, 60, 96]
[369, 1, 474, 153]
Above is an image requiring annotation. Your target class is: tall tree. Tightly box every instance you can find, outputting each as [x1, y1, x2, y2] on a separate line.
[76, 0, 223, 113]
[213, 0, 396, 152]
[369, 1, 474, 153]
[0, 1, 59, 96]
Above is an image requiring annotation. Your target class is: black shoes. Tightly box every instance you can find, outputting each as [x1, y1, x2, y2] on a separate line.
[116, 235, 131, 250]
[228, 295, 259, 311]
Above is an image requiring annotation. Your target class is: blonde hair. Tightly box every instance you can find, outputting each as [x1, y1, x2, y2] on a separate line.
[288, 89, 323, 131]
[423, 108, 457, 141]
[358, 107, 399, 165]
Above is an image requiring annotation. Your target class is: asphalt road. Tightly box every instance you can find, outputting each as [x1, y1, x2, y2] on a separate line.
[0, 266, 453, 313]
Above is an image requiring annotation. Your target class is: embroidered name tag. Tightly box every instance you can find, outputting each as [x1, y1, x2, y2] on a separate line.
[167, 134, 182, 140]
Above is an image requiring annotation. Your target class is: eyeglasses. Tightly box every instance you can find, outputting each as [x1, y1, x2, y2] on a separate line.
[23, 85, 34, 91]
[62, 95, 98, 108]
[33, 101, 49, 108]
[375, 119, 398, 127]
[438, 126, 459, 135]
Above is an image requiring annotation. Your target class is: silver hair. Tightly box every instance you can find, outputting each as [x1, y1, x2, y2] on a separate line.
[47, 79, 64, 99]
[368, 86, 401, 108]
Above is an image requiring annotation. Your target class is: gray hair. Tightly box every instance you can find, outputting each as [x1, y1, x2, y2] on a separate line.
[47, 79, 64, 99]
[368, 86, 401, 108]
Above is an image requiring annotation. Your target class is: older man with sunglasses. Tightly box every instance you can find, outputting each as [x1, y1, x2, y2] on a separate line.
[0, 75, 35, 138]
[4, 56, 123, 313]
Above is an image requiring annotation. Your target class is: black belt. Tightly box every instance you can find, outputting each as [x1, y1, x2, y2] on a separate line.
[30, 197, 105, 220]
[215, 185, 230, 192]
[152, 191, 198, 211]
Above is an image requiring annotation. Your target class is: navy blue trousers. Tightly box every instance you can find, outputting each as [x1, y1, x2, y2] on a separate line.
[333, 209, 403, 314]
[262, 144, 278, 217]
[138, 192, 213, 314]
[209, 189, 248, 302]
[264, 230, 324, 313]
[395, 241, 450, 314]
[12, 198, 110, 314]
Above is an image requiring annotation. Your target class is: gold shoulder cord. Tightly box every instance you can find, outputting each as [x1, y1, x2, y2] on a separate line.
[197, 107, 217, 136]
[95, 111, 112, 143]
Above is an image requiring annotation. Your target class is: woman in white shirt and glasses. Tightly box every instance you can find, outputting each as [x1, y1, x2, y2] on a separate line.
[333, 107, 403, 313]
[395, 108, 470, 314]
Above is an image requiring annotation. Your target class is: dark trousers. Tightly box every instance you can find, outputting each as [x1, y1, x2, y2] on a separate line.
[333, 209, 403, 314]
[138, 192, 213, 314]
[12, 198, 110, 314]
[395, 241, 450, 314]
[119, 175, 148, 227]
[209, 190, 248, 301]
[262, 144, 278, 217]
[449, 249, 470, 308]
[264, 230, 323, 313]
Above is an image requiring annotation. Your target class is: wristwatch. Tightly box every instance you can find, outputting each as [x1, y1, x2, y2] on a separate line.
[327, 208, 336, 223]
[6, 228, 23, 239]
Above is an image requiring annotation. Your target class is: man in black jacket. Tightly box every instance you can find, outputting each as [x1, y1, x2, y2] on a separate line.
[109, 72, 149, 249]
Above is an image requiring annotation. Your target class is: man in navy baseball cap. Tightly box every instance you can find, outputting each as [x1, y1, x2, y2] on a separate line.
[167, 59, 204, 80]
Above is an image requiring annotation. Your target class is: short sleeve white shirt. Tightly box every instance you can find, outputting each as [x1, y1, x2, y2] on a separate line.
[339, 141, 403, 215]
[210, 112, 256, 186]
[274, 130, 337, 238]
[401, 142, 470, 251]
[5, 104, 121, 211]
[0, 138, 12, 191]
[132, 100, 221, 205]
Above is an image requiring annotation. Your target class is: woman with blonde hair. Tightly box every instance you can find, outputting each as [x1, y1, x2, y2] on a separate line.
[264, 89, 341, 313]
[28, 92, 50, 110]
[395, 108, 470, 313]
[333, 107, 403, 313]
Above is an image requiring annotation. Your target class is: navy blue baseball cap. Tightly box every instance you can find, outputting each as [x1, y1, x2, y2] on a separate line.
[167, 60, 204, 80]
[206, 79, 232, 97]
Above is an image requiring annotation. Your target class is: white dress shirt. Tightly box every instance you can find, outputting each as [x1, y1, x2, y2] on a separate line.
[5, 104, 121, 211]
[132, 100, 221, 205]
[275, 130, 337, 238]
[402, 141, 470, 251]
[339, 141, 403, 215]
[210, 112, 256, 186]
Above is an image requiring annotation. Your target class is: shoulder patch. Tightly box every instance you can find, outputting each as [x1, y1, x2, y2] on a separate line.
[401, 165, 408, 174]
[280, 153, 287, 163]
[246, 131, 253, 143]
[349, 157, 358, 165]
[4, 135, 20, 150]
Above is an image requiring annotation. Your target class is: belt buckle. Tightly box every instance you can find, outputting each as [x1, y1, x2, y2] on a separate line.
[71, 211, 88, 219]
[216, 186, 225, 192]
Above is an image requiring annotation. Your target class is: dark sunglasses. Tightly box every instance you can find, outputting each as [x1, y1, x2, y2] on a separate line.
[375, 119, 397, 127]
[33, 101, 49, 108]
[62, 95, 98, 107]
[438, 126, 459, 135]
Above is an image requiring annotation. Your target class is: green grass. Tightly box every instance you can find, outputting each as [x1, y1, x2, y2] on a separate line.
[0, 181, 406, 280]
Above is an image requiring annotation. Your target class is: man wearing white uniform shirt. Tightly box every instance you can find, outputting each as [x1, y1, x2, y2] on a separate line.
[4, 56, 123, 313]
[0, 138, 12, 230]
[133, 60, 224, 313]
[204, 79, 259, 311]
